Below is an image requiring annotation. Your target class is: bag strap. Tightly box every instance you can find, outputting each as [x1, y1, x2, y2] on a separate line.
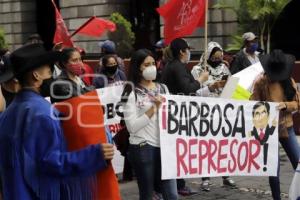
[119, 83, 134, 126]
[120, 83, 134, 103]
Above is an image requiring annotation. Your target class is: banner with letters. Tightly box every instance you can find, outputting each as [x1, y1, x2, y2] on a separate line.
[159, 94, 279, 179]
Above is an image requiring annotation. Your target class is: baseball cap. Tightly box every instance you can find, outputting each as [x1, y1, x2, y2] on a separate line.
[242, 32, 257, 41]
[155, 39, 165, 49]
[98, 40, 116, 54]
[170, 38, 191, 52]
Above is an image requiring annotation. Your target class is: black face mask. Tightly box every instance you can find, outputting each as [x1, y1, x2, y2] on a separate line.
[40, 78, 54, 97]
[104, 65, 118, 76]
[208, 60, 222, 68]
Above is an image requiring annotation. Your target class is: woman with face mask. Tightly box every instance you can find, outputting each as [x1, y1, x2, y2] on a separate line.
[50, 48, 94, 103]
[191, 42, 235, 190]
[191, 41, 231, 98]
[123, 49, 178, 200]
[93, 54, 126, 89]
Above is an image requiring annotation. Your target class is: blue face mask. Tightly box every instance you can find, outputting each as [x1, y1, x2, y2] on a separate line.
[248, 43, 258, 53]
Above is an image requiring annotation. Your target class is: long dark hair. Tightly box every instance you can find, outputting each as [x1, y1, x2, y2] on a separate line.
[102, 54, 117, 68]
[280, 79, 296, 101]
[59, 48, 78, 68]
[128, 49, 153, 86]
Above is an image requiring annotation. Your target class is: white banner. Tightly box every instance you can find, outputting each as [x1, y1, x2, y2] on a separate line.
[96, 84, 124, 127]
[159, 95, 279, 179]
[96, 85, 125, 173]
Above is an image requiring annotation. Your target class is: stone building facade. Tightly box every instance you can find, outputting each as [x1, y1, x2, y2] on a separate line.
[0, 0, 237, 54]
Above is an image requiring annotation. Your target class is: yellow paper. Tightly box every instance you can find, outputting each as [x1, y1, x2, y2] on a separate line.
[232, 85, 251, 100]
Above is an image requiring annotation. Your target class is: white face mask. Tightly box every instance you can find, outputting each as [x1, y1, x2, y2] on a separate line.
[142, 65, 157, 81]
[186, 50, 191, 63]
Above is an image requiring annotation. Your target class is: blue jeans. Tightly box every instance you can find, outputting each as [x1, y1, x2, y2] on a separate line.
[269, 127, 300, 200]
[128, 143, 178, 200]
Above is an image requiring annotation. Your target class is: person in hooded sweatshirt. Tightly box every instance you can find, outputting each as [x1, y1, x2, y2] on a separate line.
[191, 41, 236, 191]
[191, 41, 231, 97]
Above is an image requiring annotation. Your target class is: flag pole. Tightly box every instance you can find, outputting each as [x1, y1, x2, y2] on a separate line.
[204, 0, 208, 71]
[70, 16, 96, 38]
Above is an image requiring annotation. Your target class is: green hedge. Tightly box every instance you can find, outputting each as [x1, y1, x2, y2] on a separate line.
[108, 12, 135, 58]
[0, 27, 8, 50]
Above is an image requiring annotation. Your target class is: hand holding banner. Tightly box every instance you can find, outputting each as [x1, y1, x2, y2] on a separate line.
[159, 95, 279, 179]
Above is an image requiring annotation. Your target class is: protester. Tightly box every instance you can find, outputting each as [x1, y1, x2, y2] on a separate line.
[76, 47, 95, 86]
[124, 49, 178, 200]
[161, 38, 208, 196]
[230, 32, 261, 74]
[153, 39, 166, 80]
[93, 54, 126, 89]
[250, 49, 300, 200]
[0, 43, 114, 200]
[50, 48, 94, 103]
[161, 38, 208, 95]
[191, 41, 235, 190]
[191, 41, 231, 97]
[98, 40, 125, 72]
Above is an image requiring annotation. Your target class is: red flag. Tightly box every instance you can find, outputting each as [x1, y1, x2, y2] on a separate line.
[55, 90, 121, 200]
[72, 16, 116, 38]
[52, 0, 74, 47]
[157, 0, 206, 44]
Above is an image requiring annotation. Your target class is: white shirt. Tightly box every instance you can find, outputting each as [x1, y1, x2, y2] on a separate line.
[123, 84, 168, 147]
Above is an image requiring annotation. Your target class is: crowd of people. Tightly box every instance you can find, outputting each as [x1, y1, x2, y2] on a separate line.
[0, 31, 299, 200]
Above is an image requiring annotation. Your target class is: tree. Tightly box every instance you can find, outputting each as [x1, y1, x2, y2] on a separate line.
[214, 0, 290, 53]
[108, 13, 135, 58]
[0, 27, 8, 50]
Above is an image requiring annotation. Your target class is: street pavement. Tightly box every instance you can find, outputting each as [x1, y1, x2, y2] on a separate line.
[119, 138, 300, 200]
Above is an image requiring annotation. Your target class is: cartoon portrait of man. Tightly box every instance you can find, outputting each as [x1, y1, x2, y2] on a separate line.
[251, 101, 277, 145]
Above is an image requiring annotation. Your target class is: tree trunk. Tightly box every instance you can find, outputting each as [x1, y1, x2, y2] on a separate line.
[260, 22, 266, 52]
[267, 25, 271, 54]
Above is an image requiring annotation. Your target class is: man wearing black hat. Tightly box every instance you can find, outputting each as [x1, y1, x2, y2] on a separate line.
[161, 38, 209, 196]
[0, 44, 114, 200]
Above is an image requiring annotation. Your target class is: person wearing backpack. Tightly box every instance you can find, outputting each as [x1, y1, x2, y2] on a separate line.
[123, 49, 178, 200]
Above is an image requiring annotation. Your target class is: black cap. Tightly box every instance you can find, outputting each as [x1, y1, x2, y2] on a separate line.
[10, 44, 61, 79]
[170, 38, 190, 52]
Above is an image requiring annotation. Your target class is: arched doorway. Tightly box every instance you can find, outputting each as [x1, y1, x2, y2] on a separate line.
[271, 0, 300, 59]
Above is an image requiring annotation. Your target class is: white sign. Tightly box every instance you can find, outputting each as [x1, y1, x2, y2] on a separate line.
[96, 85, 125, 173]
[232, 62, 264, 91]
[159, 95, 279, 179]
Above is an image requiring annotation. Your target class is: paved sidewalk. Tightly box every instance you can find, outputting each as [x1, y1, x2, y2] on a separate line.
[119, 137, 300, 199]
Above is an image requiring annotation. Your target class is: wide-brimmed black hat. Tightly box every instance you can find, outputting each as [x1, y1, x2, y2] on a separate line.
[0, 54, 14, 83]
[261, 49, 296, 81]
[10, 43, 61, 78]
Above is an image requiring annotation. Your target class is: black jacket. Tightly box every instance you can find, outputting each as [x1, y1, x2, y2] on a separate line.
[161, 59, 200, 95]
[230, 49, 261, 75]
[251, 125, 275, 145]
[50, 70, 94, 103]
